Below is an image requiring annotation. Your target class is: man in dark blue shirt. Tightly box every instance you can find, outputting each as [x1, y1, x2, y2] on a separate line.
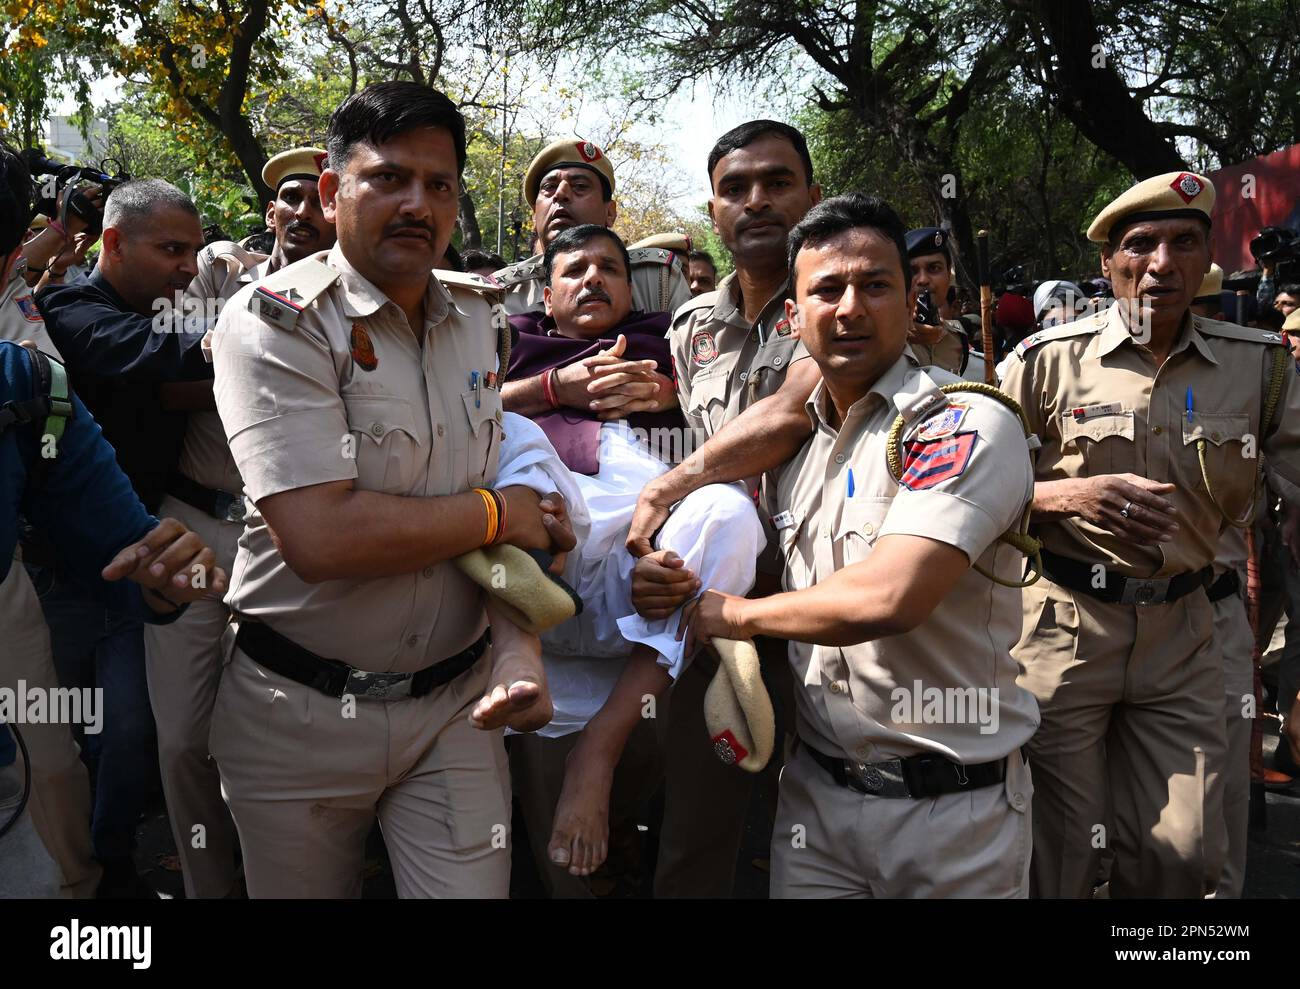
[0, 146, 224, 897]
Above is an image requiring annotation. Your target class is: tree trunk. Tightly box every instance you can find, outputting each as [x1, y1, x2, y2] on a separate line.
[458, 187, 483, 250]
[1027, 0, 1188, 178]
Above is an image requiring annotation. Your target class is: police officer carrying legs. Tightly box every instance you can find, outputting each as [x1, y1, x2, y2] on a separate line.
[209, 82, 574, 898]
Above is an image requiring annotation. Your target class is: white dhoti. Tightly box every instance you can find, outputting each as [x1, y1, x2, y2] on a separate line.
[495, 416, 764, 737]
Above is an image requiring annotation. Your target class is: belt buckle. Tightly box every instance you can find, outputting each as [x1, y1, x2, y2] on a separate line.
[1119, 576, 1170, 606]
[344, 668, 413, 701]
[222, 494, 247, 524]
[850, 758, 906, 796]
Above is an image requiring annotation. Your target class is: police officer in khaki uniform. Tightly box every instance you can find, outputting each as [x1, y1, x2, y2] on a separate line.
[209, 82, 572, 898]
[685, 193, 1038, 897]
[495, 138, 690, 316]
[138, 147, 335, 898]
[1000, 171, 1300, 898]
[627, 119, 822, 898]
[905, 226, 970, 376]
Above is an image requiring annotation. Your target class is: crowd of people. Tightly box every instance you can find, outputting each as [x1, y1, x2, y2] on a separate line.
[0, 78, 1298, 900]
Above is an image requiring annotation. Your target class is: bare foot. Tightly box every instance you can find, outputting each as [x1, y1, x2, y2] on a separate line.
[470, 630, 553, 732]
[548, 737, 615, 877]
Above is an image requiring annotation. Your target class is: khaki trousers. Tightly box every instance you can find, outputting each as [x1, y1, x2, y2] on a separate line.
[1015, 577, 1226, 898]
[142, 494, 241, 898]
[770, 743, 1032, 898]
[1212, 585, 1254, 899]
[652, 637, 792, 898]
[0, 563, 99, 897]
[210, 639, 511, 898]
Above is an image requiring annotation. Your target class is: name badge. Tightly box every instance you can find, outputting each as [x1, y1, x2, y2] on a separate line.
[772, 510, 797, 531]
[1070, 402, 1123, 422]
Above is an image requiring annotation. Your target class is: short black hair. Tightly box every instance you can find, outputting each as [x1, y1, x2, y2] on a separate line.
[543, 223, 631, 285]
[462, 248, 507, 272]
[327, 81, 467, 175]
[0, 141, 32, 257]
[688, 249, 716, 270]
[1277, 283, 1300, 298]
[787, 192, 911, 289]
[707, 120, 814, 190]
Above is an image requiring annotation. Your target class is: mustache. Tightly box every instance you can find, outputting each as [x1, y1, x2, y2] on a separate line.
[575, 287, 611, 305]
[286, 221, 319, 237]
[382, 220, 434, 239]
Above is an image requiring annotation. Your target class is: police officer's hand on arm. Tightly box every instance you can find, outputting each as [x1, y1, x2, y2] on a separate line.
[626, 355, 821, 560]
[101, 517, 228, 613]
[1031, 473, 1180, 544]
[258, 480, 575, 583]
[681, 533, 971, 654]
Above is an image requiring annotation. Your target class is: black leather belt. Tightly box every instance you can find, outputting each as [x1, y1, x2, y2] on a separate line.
[1040, 549, 1211, 606]
[234, 620, 489, 701]
[1207, 570, 1242, 603]
[168, 470, 247, 523]
[804, 741, 1008, 799]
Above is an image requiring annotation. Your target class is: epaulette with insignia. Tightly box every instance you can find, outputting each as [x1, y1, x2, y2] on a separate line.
[493, 257, 542, 289]
[435, 268, 505, 304]
[893, 367, 952, 428]
[670, 289, 720, 328]
[247, 257, 339, 331]
[203, 240, 264, 271]
[628, 247, 680, 268]
[1012, 315, 1103, 360]
[1193, 316, 1287, 346]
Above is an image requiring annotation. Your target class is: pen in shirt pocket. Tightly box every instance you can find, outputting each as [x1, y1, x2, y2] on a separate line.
[848, 467, 855, 498]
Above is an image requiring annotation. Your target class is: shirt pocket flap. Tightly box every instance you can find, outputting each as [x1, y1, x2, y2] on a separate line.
[751, 335, 799, 373]
[1059, 409, 1135, 447]
[1182, 412, 1250, 448]
[462, 387, 504, 436]
[343, 394, 420, 444]
[834, 497, 891, 544]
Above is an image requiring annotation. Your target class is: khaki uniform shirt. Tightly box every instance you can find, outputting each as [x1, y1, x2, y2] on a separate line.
[496, 246, 691, 317]
[0, 267, 61, 358]
[1000, 302, 1300, 578]
[908, 319, 967, 377]
[181, 243, 270, 495]
[212, 244, 505, 672]
[775, 350, 1039, 764]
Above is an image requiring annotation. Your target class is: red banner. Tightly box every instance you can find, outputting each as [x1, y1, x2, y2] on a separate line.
[1208, 142, 1300, 274]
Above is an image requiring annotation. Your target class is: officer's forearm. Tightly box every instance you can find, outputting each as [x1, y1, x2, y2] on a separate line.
[739, 535, 969, 646]
[644, 359, 819, 507]
[258, 482, 497, 583]
[1030, 479, 1085, 521]
[19, 227, 67, 274]
[502, 374, 551, 417]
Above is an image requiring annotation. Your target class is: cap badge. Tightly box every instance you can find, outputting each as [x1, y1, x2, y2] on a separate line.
[577, 141, 602, 163]
[933, 231, 943, 246]
[1171, 172, 1203, 204]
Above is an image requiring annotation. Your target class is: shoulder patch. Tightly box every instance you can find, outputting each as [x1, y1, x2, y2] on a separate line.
[900, 432, 978, 491]
[13, 294, 42, 322]
[435, 268, 505, 304]
[247, 258, 339, 331]
[493, 257, 542, 289]
[1194, 317, 1287, 347]
[915, 402, 969, 441]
